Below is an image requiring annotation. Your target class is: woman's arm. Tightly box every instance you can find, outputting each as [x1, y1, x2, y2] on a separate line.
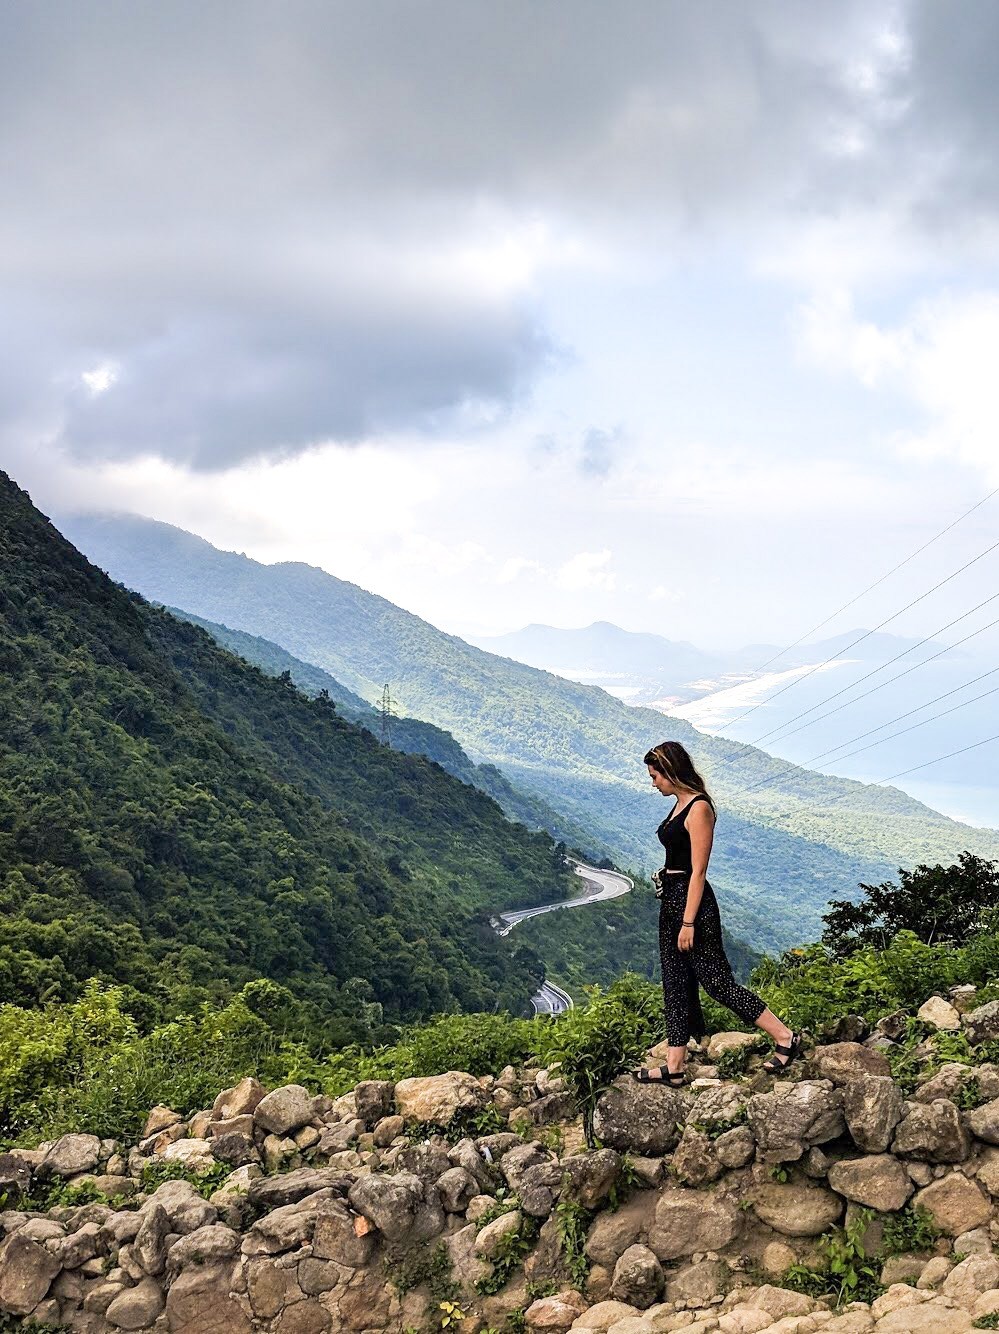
[678, 802, 715, 952]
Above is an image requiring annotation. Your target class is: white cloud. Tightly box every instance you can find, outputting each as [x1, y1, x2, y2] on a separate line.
[796, 287, 999, 482]
[554, 550, 616, 591]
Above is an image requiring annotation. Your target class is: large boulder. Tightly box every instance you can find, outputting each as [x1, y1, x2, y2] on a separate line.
[893, 1099, 971, 1162]
[592, 1077, 689, 1155]
[610, 1243, 664, 1309]
[913, 1174, 993, 1235]
[37, 1133, 101, 1180]
[964, 1001, 999, 1044]
[827, 1155, 913, 1211]
[843, 1074, 904, 1152]
[646, 1186, 742, 1260]
[746, 1081, 844, 1162]
[393, 1071, 486, 1125]
[105, 1276, 165, 1330]
[918, 997, 961, 1031]
[524, 1289, 589, 1331]
[165, 1262, 253, 1334]
[253, 1084, 315, 1136]
[706, 1032, 759, 1060]
[967, 1098, 999, 1145]
[242, 1187, 340, 1255]
[212, 1076, 266, 1120]
[810, 1042, 891, 1083]
[560, 1149, 621, 1209]
[347, 1171, 423, 1241]
[750, 1181, 844, 1237]
[0, 1233, 61, 1316]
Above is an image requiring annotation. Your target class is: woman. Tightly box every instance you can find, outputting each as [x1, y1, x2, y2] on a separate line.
[634, 740, 800, 1085]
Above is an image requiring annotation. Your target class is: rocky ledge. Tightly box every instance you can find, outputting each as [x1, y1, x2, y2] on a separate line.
[4, 990, 999, 1332]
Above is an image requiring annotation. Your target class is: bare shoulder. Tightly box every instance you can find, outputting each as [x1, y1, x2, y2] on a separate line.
[687, 798, 716, 828]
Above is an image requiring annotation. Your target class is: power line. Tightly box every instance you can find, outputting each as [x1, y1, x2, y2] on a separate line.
[736, 731, 999, 813]
[743, 677, 999, 795]
[745, 593, 999, 748]
[740, 482, 999, 681]
[715, 501, 999, 735]
[803, 665, 999, 767]
[734, 610, 999, 792]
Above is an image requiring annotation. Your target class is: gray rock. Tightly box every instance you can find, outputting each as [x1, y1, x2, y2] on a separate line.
[105, 1276, 165, 1330]
[913, 1174, 993, 1235]
[243, 1187, 341, 1256]
[475, 1209, 523, 1259]
[347, 1171, 423, 1241]
[0, 1153, 32, 1207]
[964, 1000, 999, 1044]
[810, 1042, 891, 1083]
[664, 1257, 731, 1306]
[967, 1097, 999, 1145]
[246, 1166, 351, 1210]
[593, 1076, 690, 1155]
[37, 1133, 101, 1180]
[212, 1076, 266, 1119]
[209, 1131, 258, 1167]
[166, 1222, 240, 1270]
[843, 1074, 904, 1152]
[0, 1232, 62, 1316]
[750, 1181, 844, 1236]
[353, 1079, 395, 1126]
[611, 1243, 663, 1309]
[133, 1202, 171, 1276]
[671, 1126, 724, 1187]
[448, 1137, 494, 1190]
[646, 1187, 742, 1260]
[747, 1080, 844, 1162]
[827, 1154, 914, 1211]
[312, 1200, 377, 1266]
[893, 1099, 971, 1162]
[559, 1149, 622, 1208]
[395, 1139, 452, 1185]
[714, 1125, 755, 1169]
[142, 1179, 218, 1233]
[57, 1220, 102, 1269]
[437, 1165, 479, 1212]
[253, 1083, 316, 1136]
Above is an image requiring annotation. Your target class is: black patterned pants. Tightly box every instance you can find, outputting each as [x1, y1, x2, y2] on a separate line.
[657, 874, 767, 1046]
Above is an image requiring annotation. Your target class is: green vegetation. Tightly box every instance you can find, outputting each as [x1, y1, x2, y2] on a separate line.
[784, 1207, 882, 1306]
[474, 1216, 540, 1295]
[554, 1198, 591, 1289]
[0, 473, 595, 1054]
[880, 1204, 944, 1256]
[530, 973, 665, 1146]
[752, 852, 999, 1032]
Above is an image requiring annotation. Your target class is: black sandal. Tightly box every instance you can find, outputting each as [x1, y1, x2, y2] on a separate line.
[762, 1033, 801, 1075]
[634, 1066, 685, 1086]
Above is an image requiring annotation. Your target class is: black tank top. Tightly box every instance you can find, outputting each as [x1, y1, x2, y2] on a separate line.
[657, 793, 714, 872]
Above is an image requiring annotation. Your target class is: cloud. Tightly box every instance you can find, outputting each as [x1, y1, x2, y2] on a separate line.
[6, 0, 999, 472]
[796, 286, 999, 482]
[555, 550, 616, 591]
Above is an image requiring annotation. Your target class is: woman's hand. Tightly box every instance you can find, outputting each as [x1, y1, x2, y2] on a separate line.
[677, 925, 695, 952]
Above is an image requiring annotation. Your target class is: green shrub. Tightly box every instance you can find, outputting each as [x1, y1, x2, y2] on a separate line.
[554, 1199, 591, 1290]
[881, 1204, 943, 1256]
[783, 1208, 882, 1306]
[531, 974, 664, 1146]
[474, 1216, 539, 1295]
[140, 1159, 231, 1199]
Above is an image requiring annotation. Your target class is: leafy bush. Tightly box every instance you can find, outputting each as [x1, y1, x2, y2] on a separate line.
[783, 1207, 882, 1306]
[881, 1204, 943, 1256]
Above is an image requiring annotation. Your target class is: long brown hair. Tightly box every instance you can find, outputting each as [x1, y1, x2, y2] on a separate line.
[644, 740, 716, 814]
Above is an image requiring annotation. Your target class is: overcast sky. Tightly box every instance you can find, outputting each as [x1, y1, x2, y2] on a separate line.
[5, 0, 999, 659]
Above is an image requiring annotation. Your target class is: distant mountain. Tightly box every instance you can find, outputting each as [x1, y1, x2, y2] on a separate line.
[60, 511, 999, 955]
[473, 621, 716, 679]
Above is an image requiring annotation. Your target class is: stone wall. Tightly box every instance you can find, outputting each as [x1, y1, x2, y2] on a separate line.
[4, 995, 999, 1332]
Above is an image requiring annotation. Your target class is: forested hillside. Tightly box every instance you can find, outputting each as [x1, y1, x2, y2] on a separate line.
[61, 511, 999, 954]
[169, 608, 606, 859]
[0, 473, 592, 1040]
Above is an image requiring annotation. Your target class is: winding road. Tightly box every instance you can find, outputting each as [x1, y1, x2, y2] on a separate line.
[492, 862, 635, 1016]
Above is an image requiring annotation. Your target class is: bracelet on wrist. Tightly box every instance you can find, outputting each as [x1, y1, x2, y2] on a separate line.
[683, 920, 696, 927]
